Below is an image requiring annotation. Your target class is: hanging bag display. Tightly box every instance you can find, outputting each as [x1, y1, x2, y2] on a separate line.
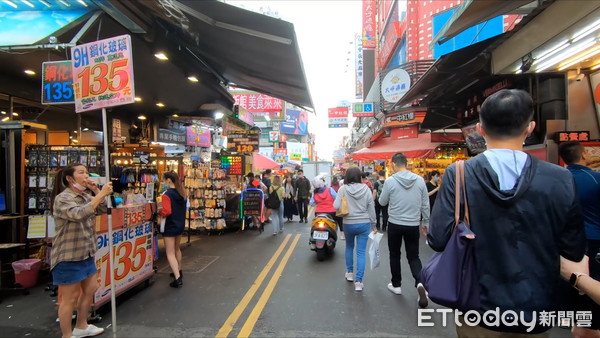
[335, 186, 349, 217]
[420, 161, 480, 311]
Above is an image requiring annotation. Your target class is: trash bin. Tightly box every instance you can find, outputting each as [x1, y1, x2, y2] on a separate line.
[12, 258, 41, 288]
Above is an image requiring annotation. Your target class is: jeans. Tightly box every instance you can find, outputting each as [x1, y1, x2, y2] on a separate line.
[270, 202, 285, 233]
[297, 197, 309, 220]
[388, 222, 422, 288]
[375, 200, 388, 231]
[344, 222, 370, 283]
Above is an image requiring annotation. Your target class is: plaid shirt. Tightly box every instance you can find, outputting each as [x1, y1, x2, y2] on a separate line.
[51, 188, 107, 270]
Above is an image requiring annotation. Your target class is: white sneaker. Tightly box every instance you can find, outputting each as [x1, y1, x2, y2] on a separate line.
[345, 272, 354, 282]
[417, 283, 429, 308]
[387, 283, 402, 295]
[355, 282, 363, 292]
[340, 232, 345, 240]
[72, 324, 104, 337]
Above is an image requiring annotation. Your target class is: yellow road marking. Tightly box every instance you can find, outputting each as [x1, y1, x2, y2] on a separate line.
[237, 234, 301, 338]
[216, 234, 292, 338]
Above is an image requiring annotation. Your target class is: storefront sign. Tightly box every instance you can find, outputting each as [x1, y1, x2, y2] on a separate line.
[232, 93, 284, 112]
[95, 220, 154, 304]
[362, 0, 376, 49]
[234, 105, 254, 125]
[186, 126, 211, 147]
[280, 133, 287, 142]
[71, 34, 135, 113]
[328, 107, 349, 128]
[286, 142, 309, 161]
[133, 151, 150, 165]
[355, 33, 364, 100]
[353, 102, 374, 117]
[157, 128, 186, 145]
[222, 117, 246, 136]
[556, 131, 590, 143]
[269, 131, 280, 142]
[221, 155, 244, 175]
[42, 60, 74, 104]
[250, 111, 285, 122]
[274, 148, 287, 156]
[381, 68, 411, 103]
[241, 189, 263, 217]
[227, 130, 260, 154]
[384, 110, 426, 127]
[280, 109, 308, 135]
[290, 153, 302, 161]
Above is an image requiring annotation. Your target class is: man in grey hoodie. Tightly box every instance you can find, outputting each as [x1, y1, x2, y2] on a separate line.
[379, 153, 430, 307]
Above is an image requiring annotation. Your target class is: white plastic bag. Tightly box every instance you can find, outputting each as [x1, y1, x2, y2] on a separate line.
[368, 231, 384, 270]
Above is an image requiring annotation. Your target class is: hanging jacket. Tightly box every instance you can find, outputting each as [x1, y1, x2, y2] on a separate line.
[428, 154, 586, 334]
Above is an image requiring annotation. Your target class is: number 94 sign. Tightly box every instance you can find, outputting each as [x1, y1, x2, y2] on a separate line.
[70, 34, 136, 113]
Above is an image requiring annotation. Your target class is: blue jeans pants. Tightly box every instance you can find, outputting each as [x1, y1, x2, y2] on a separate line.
[344, 222, 370, 283]
[271, 202, 285, 233]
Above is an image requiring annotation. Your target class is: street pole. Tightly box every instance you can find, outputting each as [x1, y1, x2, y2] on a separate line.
[102, 107, 117, 336]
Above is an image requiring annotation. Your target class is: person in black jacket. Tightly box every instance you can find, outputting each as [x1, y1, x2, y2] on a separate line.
[428, 89, 586, 336]
[160, 171, 187, 288]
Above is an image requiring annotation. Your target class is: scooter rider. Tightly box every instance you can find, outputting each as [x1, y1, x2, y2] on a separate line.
[310, 175, 341, 230]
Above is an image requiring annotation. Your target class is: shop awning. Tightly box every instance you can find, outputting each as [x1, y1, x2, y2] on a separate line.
[392, 35, 502, 109]
[352, 133, 443, 161]
[253, 153, 280, 170]
[429, 0, 535, 49]
[138, 0, 314, 110]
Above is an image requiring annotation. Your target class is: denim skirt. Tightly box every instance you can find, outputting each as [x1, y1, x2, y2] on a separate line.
[52, 257, 97, 285]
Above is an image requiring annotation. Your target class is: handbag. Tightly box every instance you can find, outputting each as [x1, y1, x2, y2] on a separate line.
[420, 160, 480, 311]
[335, 186, 349, 218]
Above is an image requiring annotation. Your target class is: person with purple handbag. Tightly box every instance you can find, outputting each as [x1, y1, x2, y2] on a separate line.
[426, 89, 586, 336]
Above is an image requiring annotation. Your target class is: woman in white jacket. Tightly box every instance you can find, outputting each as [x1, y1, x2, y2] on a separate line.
[334, 167, 377, 292]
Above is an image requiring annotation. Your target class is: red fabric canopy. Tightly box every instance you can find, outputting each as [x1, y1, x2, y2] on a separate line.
[353, 133, 443, 161]
[253, 152, 280, 170]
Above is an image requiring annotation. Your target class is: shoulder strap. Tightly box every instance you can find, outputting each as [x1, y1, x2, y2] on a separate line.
[454, 161, 470, 228]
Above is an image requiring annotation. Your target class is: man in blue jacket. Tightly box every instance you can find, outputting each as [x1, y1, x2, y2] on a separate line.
[559, 141, 600, 335]
[428, 89, 586, 335]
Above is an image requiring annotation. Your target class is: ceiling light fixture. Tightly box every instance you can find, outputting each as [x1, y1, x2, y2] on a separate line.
[0, 111, 5, 115]
[187, 76, 199, 82]
[58, 0, 70, 7]
[73, 130, 78, 133]
[215, 111, 224, 120]
[533, 40, 570, 66]
[592, 63, 600, 70]
[72, 139, 79, 143]
[155, 102, 165, 108]
[1, 117, 9, 122]
[22, 0, 34, 8]
[39, 0, 51, 7]
[536, 38, 597, 72]
[573, 18, 600, 43]
[134, 96, 142, 102]
[3, 0, 18, 8]
[12, 112, 18, 116]
[138, 115, 147, 120]
[24, 69, 36, 75]
[77, 0, 88, 7]
[82, 128, 89, 131]
[154, 52, 168, 61]
[172, 114, 179, 118]
[559, 44, 600, 70]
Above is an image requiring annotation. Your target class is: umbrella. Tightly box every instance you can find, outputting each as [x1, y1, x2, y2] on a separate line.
[253, 153, 280, 170]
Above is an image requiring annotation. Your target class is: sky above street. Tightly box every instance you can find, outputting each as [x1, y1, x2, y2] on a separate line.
[226, 1, 363, 161]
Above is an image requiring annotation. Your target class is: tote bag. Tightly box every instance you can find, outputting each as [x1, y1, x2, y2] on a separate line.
[335, 186, 349, 218]
[420, 161, 480, 311]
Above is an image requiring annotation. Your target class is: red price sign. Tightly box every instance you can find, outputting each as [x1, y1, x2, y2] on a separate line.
[71, 34, 135, 113]
[125, 206, 145, 227]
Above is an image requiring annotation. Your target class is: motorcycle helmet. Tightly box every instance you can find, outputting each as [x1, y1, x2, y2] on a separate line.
[312, 174, 327, 190]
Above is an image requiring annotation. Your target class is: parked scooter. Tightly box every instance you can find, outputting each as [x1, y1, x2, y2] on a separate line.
[309, 213, 338, 261]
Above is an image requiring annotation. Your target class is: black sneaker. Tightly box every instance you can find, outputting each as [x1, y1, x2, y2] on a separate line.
[170, 277, 183, 288]
[169, 270, 183, 279]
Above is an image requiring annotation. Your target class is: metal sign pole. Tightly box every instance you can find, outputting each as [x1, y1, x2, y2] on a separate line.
[102, 107, 117, 336]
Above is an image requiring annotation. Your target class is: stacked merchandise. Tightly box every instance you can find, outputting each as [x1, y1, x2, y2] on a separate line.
[25, 145, 104, 214]
[111, 165, 159, 195]
[184, 164, 227, 230]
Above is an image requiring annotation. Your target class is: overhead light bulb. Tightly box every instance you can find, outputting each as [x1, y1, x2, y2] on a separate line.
[12, 112, 18, 116]
[215, 112, 224, 119]
[72, 139, 79, 143]
[154, 52, 168, 61]
[58, 0, 70, 6]
[2, 117, 9, 122]
[77, 0, 88, 7]
[536, 38, 597, 72]
[3, 1, 17, 8]
[156, 102, 165, 108]
[138, 115, 147, 120]
[82, 128, 89, 131]
[22, 0, 34, 8]
[187, 76, 199, 82]
[559, 44, 600, 70]
[172, 114, 179, 118]
[73, 130, 78, 133]
[24, 69, 36, 75]
[39, 0, 51, 7]
[0, 111, 6, 115]
[134, 96, 142, 102]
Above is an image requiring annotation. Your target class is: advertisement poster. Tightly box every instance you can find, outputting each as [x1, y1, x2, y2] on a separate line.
[328, 107, 349, 128]
[94, 221, 154, 304]
[71, 34, 135, 113]
[362, 0, 376, 48]
[280, 109, 308, 135]
[236, 105, 254, 125]
[42, 60, 74, 104]
[186, 126, 211, 147]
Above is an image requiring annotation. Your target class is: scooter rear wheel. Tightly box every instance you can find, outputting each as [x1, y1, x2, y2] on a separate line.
[316, 248, 326, 261]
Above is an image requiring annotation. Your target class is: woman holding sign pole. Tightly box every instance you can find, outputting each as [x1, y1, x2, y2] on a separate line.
[160, 172, 187, 288]
[50, 163, 112, 338]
